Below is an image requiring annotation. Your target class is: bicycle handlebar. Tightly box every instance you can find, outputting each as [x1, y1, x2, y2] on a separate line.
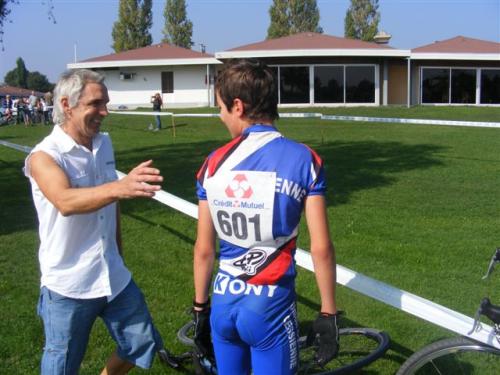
[482, 248, 500, 279]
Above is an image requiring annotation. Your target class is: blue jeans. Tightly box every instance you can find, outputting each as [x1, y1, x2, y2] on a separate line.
[155, 115, 162, 130]
[38, 279, 163, 374]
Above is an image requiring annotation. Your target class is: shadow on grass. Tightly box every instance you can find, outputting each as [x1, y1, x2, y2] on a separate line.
[316, 141, 445, 206]
[1, 139, 444, 237]
[125, 212, 195, 246]
[296, 293, 414, 370]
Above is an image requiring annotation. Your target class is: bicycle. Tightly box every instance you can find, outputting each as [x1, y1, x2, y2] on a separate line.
[166, 310, 390, 374]
[396, 248, 500, 375]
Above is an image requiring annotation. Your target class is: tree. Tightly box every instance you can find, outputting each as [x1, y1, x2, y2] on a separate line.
[136, 0, 153, 47]
[267, 0, 322, 39]
[27, 71, 54, 92]
[267, 0, 290, 39]
[162, 0, 193, 48]
[112, 0, 153, 52]
[344, 0, 380, 41]
[16, 57, 28, 88]
[3, 57, 54, 91]
[4, 57, 28, 88]
[1, 1, 56, 48]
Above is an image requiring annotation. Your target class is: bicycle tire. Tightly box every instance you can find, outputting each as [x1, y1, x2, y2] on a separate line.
[177, 321, 390, 374]
[396, 336, 500, 375]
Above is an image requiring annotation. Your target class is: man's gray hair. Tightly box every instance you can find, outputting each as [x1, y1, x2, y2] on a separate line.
[52, 69, 105, 124]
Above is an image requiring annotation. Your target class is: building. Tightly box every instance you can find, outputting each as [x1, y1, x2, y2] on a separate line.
[410, 36, 500, 105]
[68, 43, 220, 109]
[67, 33, 500, 108]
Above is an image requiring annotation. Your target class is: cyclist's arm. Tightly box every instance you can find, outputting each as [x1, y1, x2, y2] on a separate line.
[193, 200, 216, 306]
[305, 194, 337, 314]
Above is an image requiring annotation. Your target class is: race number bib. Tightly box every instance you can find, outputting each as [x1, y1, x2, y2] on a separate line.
[205, 170, 276, 248]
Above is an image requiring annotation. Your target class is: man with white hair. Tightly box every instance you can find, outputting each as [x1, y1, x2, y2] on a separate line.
[24, 69, 166, 374]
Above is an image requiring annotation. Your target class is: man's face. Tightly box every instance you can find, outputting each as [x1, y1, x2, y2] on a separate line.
[69, 82, 109, 138]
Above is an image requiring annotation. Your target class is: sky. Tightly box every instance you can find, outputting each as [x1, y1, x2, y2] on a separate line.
[0, 0, 499, 83]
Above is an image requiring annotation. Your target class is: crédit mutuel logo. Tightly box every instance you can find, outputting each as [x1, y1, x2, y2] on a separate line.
[225, 174, 253, 199]
[212, 173, 266, 209]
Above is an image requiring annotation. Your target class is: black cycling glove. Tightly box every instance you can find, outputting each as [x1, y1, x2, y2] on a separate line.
[306, 312, 340, 366]
[192, 305, 214, 362]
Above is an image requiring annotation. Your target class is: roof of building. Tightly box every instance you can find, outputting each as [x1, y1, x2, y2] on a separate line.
[216, 32, 409, 59]
[412, 36, 500, 53]
[228, 32, 396, 51]
[0, 85, 45, 98]
[81, 43, 214, 62]
[411, 36, 500, 61]
[68, 43, 220, 69]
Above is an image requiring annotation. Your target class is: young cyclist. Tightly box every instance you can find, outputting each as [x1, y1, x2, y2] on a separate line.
[192, 59, 339, 374]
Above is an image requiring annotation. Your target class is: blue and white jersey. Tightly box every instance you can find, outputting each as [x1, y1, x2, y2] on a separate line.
[196, 124, 326, 287]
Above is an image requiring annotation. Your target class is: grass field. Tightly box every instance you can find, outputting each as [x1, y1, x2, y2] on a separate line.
[1, 106, 500, 374]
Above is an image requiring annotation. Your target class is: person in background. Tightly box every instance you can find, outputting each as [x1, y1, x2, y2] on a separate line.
[44, 90, 53, 124]
[24, 69, 167, 374]
[28, 90, 38, 121]
[2, 94, 14, 122]
[151, 92, 163, 131]
[192, 59, 339, 374]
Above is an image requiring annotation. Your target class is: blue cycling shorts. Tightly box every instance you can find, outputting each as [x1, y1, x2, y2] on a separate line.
[210, 273, 299, 375]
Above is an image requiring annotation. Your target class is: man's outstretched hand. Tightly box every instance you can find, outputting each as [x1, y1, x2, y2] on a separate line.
[115, 160, 163, 199]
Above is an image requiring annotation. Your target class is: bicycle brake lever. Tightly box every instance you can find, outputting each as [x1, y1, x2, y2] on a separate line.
[481, 248, 500, 280]
[467, 307, 483, 335]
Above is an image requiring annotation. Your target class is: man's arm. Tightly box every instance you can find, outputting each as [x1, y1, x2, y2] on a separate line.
[193, 200, 216, 305]
[304, 195, 337, 314]
[29, 151, 163, 216]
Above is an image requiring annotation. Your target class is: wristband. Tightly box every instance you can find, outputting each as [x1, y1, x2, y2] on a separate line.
[193, 298, 210, 309]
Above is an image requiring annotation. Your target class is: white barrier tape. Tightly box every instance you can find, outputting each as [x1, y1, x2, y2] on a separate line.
[0, 140, 33, 153]
[2, 140, 498, 348]
[280, 113, 323, 118]
[172, 113, 220, 118]
[321, 115, 500, 128]
[109, 111, 174, 116]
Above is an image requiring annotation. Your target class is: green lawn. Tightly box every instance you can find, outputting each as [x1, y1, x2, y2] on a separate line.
[1, 106, 500, 374]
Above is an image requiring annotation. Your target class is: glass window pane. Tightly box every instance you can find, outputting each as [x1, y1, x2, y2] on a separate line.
[280, 67, 309, 104]
[480, 69, 500, 104]
[422, 68, 449, 103]
[345, 66, 375, 103]
[314, 66, 344, 103]
[451, 69, 476, 104]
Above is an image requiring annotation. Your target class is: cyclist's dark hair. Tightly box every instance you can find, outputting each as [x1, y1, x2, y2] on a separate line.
[216, 59, 279, 122]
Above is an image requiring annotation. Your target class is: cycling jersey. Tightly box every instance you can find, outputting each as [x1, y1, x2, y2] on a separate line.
[196, 124, 326, 374]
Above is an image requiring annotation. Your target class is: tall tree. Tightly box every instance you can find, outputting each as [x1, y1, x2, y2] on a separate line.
[3, 57, 53, 91]
[162, 0, 193, 48]
[267, 0, 322, 39]
[112, 0, 153, 52]
[344, 0, 380, 41]
[4, 57, 28, 88]
[267, 0, 290, 39]
[16, 57, 28, 88]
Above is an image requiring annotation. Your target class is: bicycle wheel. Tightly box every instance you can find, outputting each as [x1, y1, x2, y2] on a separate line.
[178, 322, 390, 374]
[298, 328, 390, 374]
[396, 337, 500, 375]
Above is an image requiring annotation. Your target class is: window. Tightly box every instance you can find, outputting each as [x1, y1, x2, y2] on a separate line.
[480, 69, 500, 104]
[161, 72, 174, 94]
[280, 67, 309, 104]
[346, 66, 375, 103]
[451, 69, 476, 104]
[422, 68, 449, 103]
[314, 66, 344, 103]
